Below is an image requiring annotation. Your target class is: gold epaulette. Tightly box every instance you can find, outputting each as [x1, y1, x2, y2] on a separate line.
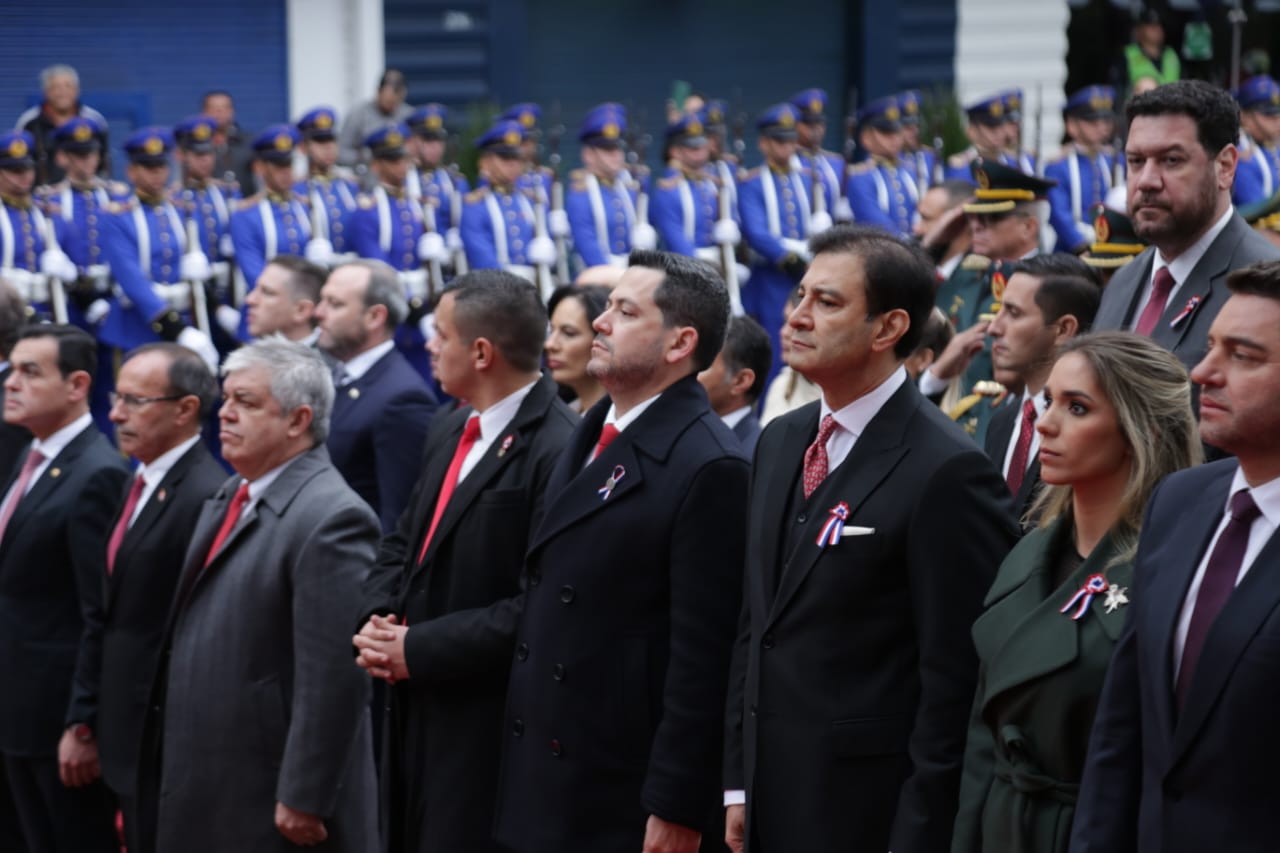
[847, 160, 876, 176]
[464, 187, 490, 204]
[961, 253, 992, 271]
[235, 194, 263, 211]
[107, 199, 137, 214]
[737, 165, 760, 182]
[948, 381, 1006, 421]
[34, 183, 60, 198]
[657, 175, 682, 191]
[948, 393, 984, 421]
[107, 180, 129, 197]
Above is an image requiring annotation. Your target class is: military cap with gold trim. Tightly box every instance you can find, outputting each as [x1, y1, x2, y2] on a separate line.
[1240, 188, 1280, 225]
[407, 104, 449, 141]
[1002, 89, 1024, 123]
[1064, 86, 1116, 121]
[789, 88, 828, 124]
[53, 116, 104, 154]
[499, 103, 541, 131]
[254, 124, 302, 164]
[756, 103, 800, 142]
[898, 90, 924, 127]
[1082, 204, 1145, 269]
[0, 130, 34, 170]
[965, 92, 1008, 128]
[123, 127, 174, 166]
[964, 159, 1057, 214]
[703, 99, 729, 130]
[579, 103, 627, 149]
[363, 123, 408, 161]
[857, 95, 903, 132]
[297, 106, 339, 141]
[1236, 75, 1280, 116]
[174, 114, 217, 153]
[476, 120, 526, 158]
[667, 113, 709, 147]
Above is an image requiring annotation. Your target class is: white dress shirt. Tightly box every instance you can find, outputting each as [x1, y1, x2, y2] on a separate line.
[338, 339, 395, 383]
[1131, 206, 1233, 332]
[126, 434, 202, 527]
[1001, 389, 1047, 479]
[457, 380, 538, 483]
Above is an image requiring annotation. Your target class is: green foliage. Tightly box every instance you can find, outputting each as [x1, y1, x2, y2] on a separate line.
[447, 101, 501, 184]
[921, 87, 968, 158]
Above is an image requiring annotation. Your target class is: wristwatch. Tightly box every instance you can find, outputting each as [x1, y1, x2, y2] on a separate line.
[69, 723, 93, 743]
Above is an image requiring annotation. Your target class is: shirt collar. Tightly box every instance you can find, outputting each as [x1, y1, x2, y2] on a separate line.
[244, 450, 308, 504]
[31, 413, 93, 461]
[1229, 465, 1280, 528]
[818, 366, 907, 441]
[604, 392, 663, 434]
[1158, 205, 1234, 282]
[340, 339, 395, 382]
[136, 434, 202, 488]
[475, 380, 538, 443]
[721, 406, 753, 429]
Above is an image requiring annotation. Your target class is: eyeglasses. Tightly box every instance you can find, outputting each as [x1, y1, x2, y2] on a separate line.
[108, 392, 185, 410]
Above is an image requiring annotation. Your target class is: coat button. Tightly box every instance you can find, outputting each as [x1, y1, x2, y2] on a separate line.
[761, 633, 775, 649]
[550, 738, 563, 757]
[796, 513, 806, 524]
[516, 642, 529, 661]
[552, 664, 565, 681]
[560, 585, 575, 604]
[512, 718, 524, 736]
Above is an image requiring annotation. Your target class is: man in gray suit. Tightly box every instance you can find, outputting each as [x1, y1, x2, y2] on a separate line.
[1094, 80, 1280, 372]
[139, 338, 379, 853]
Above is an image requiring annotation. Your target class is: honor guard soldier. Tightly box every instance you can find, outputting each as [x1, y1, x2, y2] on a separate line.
[846, 95, 919, 238]
[228, 125, 312, 339]
[566, 103, 644, 268]
[172, 115, 238, 295]
[405, 104, 469, 233]
[499, 102, 554, 201]
[790, 88, 849, 221]
[649, 113, 722, 261]
[946, 92, 1031, 182]
[460, 120, 547, 282]
[0, 130, 78, 322]
[100, 127, 219, 369]
[1232, 76, 1280, 207]
[1001, 89, 1037, 175]
[1045, 86, 1120, 252]
[295, 106, 360, 262]
[704, 100, 737, 212]
[900, 89, 939, 192]
[738, 103, 823, 380]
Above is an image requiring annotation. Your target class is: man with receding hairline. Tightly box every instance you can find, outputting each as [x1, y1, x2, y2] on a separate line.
[244, 254, 326, 344]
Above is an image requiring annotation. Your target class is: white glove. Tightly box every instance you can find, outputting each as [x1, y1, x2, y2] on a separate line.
[180, 251, 212, 283]
[305, 238, 335, 267]
[834, 197, 854, 223]
[445, 227, 464, 252]
[154, 282, 191, 313]
[735, 263, 751, 286]
[417, 232, 450, 264]
[219, 234, 235, 258]
[713, 218, 741, 247]
[418, 311, 437, 344]
[809, 210, 834, 236]
[1077, 224, 1097, 247]
[216, 304, 242, 337]
[399, 268, 429, 300]
[527, 235, 558, 267]
[631, 223, 658, 251]
[548, 209, 571, 238]
[39, 249, 77, 284]
[84, 299, 111, 326]
[177, 326, 219, 372]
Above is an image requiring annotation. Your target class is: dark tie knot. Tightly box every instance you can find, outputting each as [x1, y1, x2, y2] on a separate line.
[1230, 489, 1261, 525]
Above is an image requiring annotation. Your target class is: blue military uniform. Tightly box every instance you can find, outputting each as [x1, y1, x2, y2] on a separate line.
[566, 103, 640, 268]
[790, 88, 847, 221]
[649, 113, 720, 258]
[703, 100, 740, 218]
[294, 106, 360, 256]
[405, 103, 470, 235]
[460, 120, 538, 274]
[1233, 76, 1280, 206]
[498, 103, 554, 202]
[1044, 87, 1121, 253]
[845, 96, 918, 237]
[0, 130, 73, 324]
[945, 92, 1036, 182]
[900, 90, 939, 192]
[738, 103, 817, 381]
[172, 115, 238, 262]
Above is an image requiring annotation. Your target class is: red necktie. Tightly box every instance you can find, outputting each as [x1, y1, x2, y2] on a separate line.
[1134, 266, 1175, 336]
[417, 415, 482, 563]
[1176, 490, 1262, 709]
[106, 474, 146, 574]
[802, 415, 838, 499]
[0, 447, 45, 545]
[203, 481, 251, 568]
[1006, 398, 1037, 495]
[591, 423, 620, 462]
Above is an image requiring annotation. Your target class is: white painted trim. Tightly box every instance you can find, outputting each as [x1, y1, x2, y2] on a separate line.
[286, 0, 385, 122]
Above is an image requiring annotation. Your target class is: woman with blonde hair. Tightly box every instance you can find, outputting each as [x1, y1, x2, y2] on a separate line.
[953, 331, 1202, 853]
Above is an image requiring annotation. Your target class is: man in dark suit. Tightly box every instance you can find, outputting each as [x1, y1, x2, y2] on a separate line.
[138, 338, 379, 853]
[494, 251, 749, 853]
[0, 280, 31, 479]
[89, 343, 226, 849]
[353, 270, 577, 852]
[244, 254, 326, 345]
[984, 255, 1101, 524]
[1093, 80, 1280, 373]
[0, 325, 128, 853]
[699, 315, 771, 456]
[1071, 262, 1280, 853]
[723, 225, 1019, 853]
[318, 260, 438, 532]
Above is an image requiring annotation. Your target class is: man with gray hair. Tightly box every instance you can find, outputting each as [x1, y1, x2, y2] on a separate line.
[16, 64, 109, 185]
[316, 260, 437, 532]
[136, 337, 379, 853]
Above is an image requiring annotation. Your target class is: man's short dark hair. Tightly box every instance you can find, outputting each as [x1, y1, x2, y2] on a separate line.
[378, 70, 406, 92]
[914, 307, 954, 359]
[123, 342, 220, 418]
[547, 284, 610, 329]
[809, 225, 936, 358]
[1010, 252, 1102, 285]
[16, 324, 96, 380]
[449, 270, 548, 373]
[628, 250, 730, 371]
[0, 280, 27, 357]
[1126, 80, 1240, 156]
[267, 255, 326, 307]
[721, 315, 772, 404]
[1226, 258, 1280, 300]
[1034, 275, 1102, 331]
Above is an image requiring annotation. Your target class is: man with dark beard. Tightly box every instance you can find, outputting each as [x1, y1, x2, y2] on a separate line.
[1092, 80, 1280, 373]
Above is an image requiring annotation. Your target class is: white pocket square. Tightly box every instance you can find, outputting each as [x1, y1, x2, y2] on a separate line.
[839, 526, 876, 540]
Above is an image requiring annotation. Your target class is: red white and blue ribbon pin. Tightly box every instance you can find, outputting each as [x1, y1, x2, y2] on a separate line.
[815, 501, 850, 548]
[497, 434, 514, 458]
[1060, 573, 1109, 621]
[598, 464, 626, 500]
[1170, 295, 1201, 329]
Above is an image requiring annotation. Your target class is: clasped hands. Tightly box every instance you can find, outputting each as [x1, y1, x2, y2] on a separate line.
[353, 613, 410, 684]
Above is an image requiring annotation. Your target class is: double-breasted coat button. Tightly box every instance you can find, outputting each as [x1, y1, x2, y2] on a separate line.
[552, 664, 565, 681]
[512, 718, 524, 736]
[516, 642, 529, 661]
[560, 585, 575, 604]
[550, 739, 563, 757]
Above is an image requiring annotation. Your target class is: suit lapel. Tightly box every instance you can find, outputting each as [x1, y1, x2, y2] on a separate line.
[1104, 251, 1154, 330]
[109, 444, 204, 601]
[1153, 218, 1241, 352]
[330, 350, 391, 425]
[6, 428, 95, 532]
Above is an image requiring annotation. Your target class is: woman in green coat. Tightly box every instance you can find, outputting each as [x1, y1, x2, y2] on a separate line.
[952, 332, 1202, 853]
